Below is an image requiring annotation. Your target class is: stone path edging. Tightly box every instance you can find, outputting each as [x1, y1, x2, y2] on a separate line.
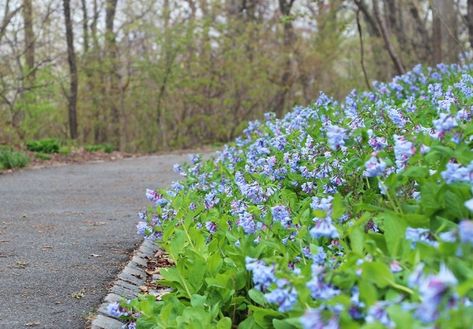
[91, 238, 157, 329]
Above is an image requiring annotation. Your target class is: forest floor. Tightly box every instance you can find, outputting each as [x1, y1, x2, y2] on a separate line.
[0, 153, 192, 328]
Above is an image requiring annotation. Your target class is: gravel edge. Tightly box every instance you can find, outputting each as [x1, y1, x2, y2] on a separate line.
[90, 238, 157, 329]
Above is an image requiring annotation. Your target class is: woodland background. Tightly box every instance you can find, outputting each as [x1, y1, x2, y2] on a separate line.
[1, 0, 472, 152]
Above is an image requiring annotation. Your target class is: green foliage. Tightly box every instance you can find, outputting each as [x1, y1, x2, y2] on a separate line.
[110, 65, 473, 328]
[84, 144, 115, 153]
[0, 148, 30, 169]
[26, 138, 60, 154]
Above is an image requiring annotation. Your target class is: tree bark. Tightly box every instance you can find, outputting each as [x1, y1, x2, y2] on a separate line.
[467, 0, 473, 49]
[105, 0, 120, 148]
[354, 0, 381, 38]
[80, 0, 89, 54]
[372, 0, 405, 74]
[273, 0, 295, 118]
[1, 1, 21, 44]
[432, 0, 459, 64]
[22, 0, 35, 83]
[63, 0, 78, 139]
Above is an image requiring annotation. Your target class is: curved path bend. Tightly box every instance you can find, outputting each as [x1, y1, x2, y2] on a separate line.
[0, 154, 189, 329]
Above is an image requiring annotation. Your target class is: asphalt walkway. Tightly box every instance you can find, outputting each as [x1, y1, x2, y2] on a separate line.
[0, 154, 189, 328]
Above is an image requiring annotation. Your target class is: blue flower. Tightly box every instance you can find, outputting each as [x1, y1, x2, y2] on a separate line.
[205, 221, 217, 234]
[237, 211, 257, 234]
[393, 135, 415, 171]
[309, 217, 339, 239]
[300, 308, 339, 329]
[459, 220, 473, 245]
[363, 156, 387, 177]
[264, 279, 298, 312]
[136, 221, 150, 236]
[433, 112, 457, 135]
[271, 205, 291, 226]
[106, 302, 128, 317]
[441, 161, 473, 184]
[310, 196, 333, 213]
[307, 265, 339, 300]
[405, 227, 437, 248]
[387, 107, 407, 128]
[326, 124, 347, 151]
[245, 257, 276, 291]
[366, 302, 395, 328]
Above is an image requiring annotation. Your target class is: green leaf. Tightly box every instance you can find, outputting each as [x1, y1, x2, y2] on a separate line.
[402, 166, 429, 178]
[273, 318, 299, 329]
[248, 288, 267, 306]
[382, 213, 406, 257]
[332, 193, 345, 220]
[361, 262, 393, 288]
[349, 226, 364, 255]
[217, 317, 232, 329]
[358, 279, 378, 306]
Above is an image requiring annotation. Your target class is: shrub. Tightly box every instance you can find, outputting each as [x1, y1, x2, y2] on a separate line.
[26, 138, 60, 153]
[84, 143, 115, 153]
[114, 64, 473, 329]
[0, 148, 30, 169]
[34, 152, 51, 161]
[59, 146, 72, 156]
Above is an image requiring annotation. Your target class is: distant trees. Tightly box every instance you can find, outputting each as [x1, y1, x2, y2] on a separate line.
[0, 0, 472, 151]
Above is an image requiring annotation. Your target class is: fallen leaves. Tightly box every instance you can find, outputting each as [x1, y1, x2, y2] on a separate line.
[71, 288, 86, 299]
[14, 260, 29, 269]
[25, 321, 40, 327]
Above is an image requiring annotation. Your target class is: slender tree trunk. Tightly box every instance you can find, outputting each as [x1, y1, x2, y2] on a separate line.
[432, 0, 459, 64]
[467, 0, 473, 49]
[356, 8, 371, 89]
[80, 0, 89, 54]
[105, 0, 120, 148]
[273, 0, 295, 118]
[372, 0, 405, 74]
[1, 1, 21, 44]
[432, 0, 442, 64]
[22, 0, 35, 83]
[408, 0, 431, 62]
[63, 0, 78, 139]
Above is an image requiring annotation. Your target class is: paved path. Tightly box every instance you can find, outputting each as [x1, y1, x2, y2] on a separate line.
[0, 154, 189, 329]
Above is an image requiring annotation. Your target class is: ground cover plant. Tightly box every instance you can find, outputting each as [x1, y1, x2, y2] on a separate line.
[0, 147, 29, 170]
[110, 64, 473, 328]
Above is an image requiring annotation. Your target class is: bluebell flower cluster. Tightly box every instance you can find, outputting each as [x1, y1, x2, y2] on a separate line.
[124, 64, 473, 328]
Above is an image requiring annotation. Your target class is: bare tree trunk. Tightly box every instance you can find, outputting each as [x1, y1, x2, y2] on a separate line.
[63, 0, 78, 139]
[372, 0, 405, 74]
[356, 8, 371, 89]
[467, 0, 473, 49]
[432, 0, 459, 63]
[80, 0, 89, 54]
[408, 0, 431, 62]
[432, 0, 442, 64]
[354, 0, 381, 37]
[1, 1, 21, 43]
[22, 0, 35, 83]
[273, 0, 295, 118]
[105, 0, 120, 148]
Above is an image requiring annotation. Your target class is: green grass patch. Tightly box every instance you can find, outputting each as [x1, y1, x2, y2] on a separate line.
[26, 138, 60, 154]
[0, 148, 30, 169]
[84, 143, 115, 153]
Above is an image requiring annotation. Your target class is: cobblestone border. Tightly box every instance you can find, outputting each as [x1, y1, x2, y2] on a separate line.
[90, 238, 157, 329]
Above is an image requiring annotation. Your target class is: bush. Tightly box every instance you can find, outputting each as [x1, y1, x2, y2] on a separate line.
[26, 138, 60, 153]
[34, 152, 51, 161]
[114, 64, 473, 329]
[0, 148, 30, 169]
[59, 145, 72, 156]
[84, 143, 115, 153]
